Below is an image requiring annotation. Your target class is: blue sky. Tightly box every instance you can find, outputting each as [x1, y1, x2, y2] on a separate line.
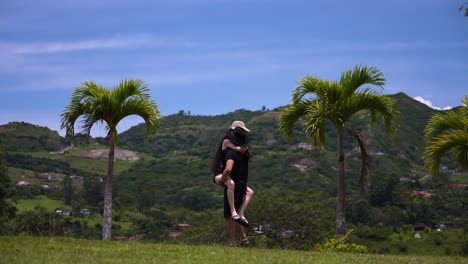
[1, 0, 467, 137]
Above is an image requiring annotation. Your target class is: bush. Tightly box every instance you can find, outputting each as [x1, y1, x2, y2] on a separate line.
[314, 230, 368, 254]
[461, 240, 468, 256]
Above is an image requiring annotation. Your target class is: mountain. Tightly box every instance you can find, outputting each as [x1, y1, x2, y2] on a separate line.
[1, 93, 447, 205]
[0, 122, 68, 152]
[105, 92, 446, 213]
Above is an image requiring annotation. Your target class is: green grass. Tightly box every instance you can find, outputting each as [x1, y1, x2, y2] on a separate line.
[450, 174, 468, 183]
[0, 236, 465, 264]
[9, 145, 155, 178]
[16, 199, 132, 231]
[17, 197, 67, 212]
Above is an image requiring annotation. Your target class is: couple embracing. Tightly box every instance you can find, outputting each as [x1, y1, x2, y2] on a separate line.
[210, 121, 254, 247]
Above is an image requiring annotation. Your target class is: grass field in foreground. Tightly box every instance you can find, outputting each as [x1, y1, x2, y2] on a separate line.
[0, 236, 465, 264]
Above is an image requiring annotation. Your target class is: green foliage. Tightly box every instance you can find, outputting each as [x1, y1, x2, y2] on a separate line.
[63, 176, 74, 205]
[129, 207, 172, 240]
[424, 96, 468, 176]
[60, 78, 161, 240]
[15, 205, 61, 235]
[16, 197, 66, 212]
[0, 122, 68, 152]
[0, 149, 17, 234]
[249, 188, 335, 250]
[314, 230, 368, 253]
[5, 153, 91, 176]
[2, 92, 466, 253]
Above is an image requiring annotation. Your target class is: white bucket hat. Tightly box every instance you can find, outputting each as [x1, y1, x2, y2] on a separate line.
[230, 120, 250, 132]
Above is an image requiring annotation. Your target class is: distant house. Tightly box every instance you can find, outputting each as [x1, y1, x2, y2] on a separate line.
[411, 190, 432, 199]
[292, 143, 313, 151]
[80, 209, 91, 217]
[55, 208, 72, 216]
[292, 164, 308, 172]
[38, 174, 52, 180]
[16, 181, 31, 186]
[115, 236, 127, 241]
[451, 183, 468, 188]
[413, 224, 431, 232]
[440, 166, 455, 175]
[168, 223, 191, 238]
[128, 234, 144, 241]
[168, 231, 182, 238]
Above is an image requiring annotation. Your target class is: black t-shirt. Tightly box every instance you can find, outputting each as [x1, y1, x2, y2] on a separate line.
[224, 149, 248, 185]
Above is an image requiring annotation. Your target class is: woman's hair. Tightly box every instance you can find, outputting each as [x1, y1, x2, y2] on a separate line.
[210, 129, 250, 174]
[210, 134, 228, 175]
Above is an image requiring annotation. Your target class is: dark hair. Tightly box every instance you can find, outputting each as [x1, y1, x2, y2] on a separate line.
[210, 129, 251, 175]
[210, 134, 229, 175]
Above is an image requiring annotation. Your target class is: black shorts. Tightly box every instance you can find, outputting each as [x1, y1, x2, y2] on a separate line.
[223, 184, 247, 219]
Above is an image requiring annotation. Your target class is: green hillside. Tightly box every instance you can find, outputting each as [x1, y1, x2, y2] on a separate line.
[0, 122, 68, 152]
[115, 92, 439, 196]
[1, 92, 466, 255]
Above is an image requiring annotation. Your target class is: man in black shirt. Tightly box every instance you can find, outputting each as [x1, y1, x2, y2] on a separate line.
[219, 121, 253, 247]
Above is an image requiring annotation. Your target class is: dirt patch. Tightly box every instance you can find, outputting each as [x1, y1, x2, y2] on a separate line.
[78, 149, 140, 161]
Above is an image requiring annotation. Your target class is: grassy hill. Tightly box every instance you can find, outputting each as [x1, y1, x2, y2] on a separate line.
[0, 122, 68, 152]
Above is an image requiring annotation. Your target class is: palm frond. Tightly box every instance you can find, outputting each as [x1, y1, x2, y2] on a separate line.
[303, 102, 327, 149]
[424, 130, 468, 177]
[339, 65, 385, 97]
[340, 92, 399, 134]
[115, 97, 161, 138]
[293, 76, 337, 104]
[61, 79, 160, 140]
[424, 111, 465, 142]
[279, 102, 306, 142]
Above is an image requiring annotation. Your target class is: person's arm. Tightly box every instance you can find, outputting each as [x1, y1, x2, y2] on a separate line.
[220, 159, 234, 184]
[223, 139, 248, 153]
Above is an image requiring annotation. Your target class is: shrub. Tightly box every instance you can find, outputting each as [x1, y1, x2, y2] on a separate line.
[461, 240, 468, 256]
[314, 230, 368, 254]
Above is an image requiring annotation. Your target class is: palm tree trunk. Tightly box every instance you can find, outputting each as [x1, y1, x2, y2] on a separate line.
[336, 129, 346, 238]
[102, 131, 115, 240]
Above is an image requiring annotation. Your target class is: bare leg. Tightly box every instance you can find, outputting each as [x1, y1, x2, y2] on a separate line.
[226, 218, 237, 246]
[225, 179, 238, 217]
[238, 186, 254, 220]
[215, 175, 238, 218]
[238, 224, 250, 246]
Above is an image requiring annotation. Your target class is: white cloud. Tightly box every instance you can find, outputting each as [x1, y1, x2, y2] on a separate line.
[0, 34, 167, 55]
[414, 96, 452, 110]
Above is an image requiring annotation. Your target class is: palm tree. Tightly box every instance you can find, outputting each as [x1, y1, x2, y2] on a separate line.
[424, 96, 468, 177]
[279, 65, 399, 238]
[61, 79, 161, 240]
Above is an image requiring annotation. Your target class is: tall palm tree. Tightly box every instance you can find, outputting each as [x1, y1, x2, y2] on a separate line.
[424, 96, 468, 177]
[279, 65, 399, 238]
[61, 79, 161, 240]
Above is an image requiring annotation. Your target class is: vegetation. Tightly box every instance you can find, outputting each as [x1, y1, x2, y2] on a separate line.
[279, 65, 399, 238]
[0, 148, 17, 234]
[16, 197, 66, 212]
[0, 236, 465, 264]
[0, 122, 68, 152]
[0, 92, 466, 256]
[60, 79, 161, 240]
[315, 230, 368, 253]
[424, 96, 468, 177]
